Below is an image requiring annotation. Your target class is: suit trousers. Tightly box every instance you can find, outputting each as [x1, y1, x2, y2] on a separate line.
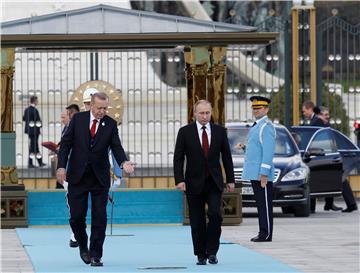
[67, 165, 109, 258]
[28, 134, 40, 154]
[251, 180, 273, 240]
[324, 179, 356, 207]
[186, 176, 223, 257]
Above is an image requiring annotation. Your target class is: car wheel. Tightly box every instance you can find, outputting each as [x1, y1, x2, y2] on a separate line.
[294, 195, 311, 217]
[281, 206, 295, 214]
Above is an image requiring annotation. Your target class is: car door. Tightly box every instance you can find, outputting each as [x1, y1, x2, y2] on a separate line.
[331, 129, 360, 178]
[304, 129, 343, 194]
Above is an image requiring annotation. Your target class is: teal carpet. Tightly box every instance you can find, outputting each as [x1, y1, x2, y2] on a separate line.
[16, 226, 300, 273]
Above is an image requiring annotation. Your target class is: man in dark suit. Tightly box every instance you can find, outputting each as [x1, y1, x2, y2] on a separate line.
[23, 95, 45, 168]
[301, 100, 324, 126]
[56, 104, 80, 189]
[303, 102, 343, 212]
[56, 92, 135, 267]
[317, 106, 357, 213]
[174, 100, 235, 265]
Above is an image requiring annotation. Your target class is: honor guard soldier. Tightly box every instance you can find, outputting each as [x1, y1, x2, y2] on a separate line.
[240, 96, 276, 242]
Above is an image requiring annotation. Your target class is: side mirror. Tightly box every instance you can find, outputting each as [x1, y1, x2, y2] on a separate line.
[304, 147, 325, 158]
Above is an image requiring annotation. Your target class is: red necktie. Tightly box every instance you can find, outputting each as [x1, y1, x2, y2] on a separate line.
[90, 119, 98, 138]
[202, 126, 209, 158]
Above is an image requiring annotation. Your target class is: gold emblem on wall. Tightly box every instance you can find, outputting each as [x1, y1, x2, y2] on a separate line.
[69, 80, 124, 125]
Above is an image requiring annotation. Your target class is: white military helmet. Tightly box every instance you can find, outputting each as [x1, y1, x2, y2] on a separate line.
[82, 88, 99, 103]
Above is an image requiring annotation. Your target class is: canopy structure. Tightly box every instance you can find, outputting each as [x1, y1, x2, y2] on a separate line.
[1, 4, 277, 49]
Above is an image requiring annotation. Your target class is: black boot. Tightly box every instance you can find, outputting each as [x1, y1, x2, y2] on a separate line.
[342, 204, 358, 213]
[324, 204, 343, 211]
[37, 157, 46, 167]
[324, 197, 342, 211]
[28, 158, 36, 168]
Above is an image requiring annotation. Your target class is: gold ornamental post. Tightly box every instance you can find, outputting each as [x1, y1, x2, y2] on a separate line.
[1, 48, 19, 185]
[292, 3, 317, 125]
[1, 48, 28, 228]
[184, 46, 227, 126]
[292, 7, 300, 126]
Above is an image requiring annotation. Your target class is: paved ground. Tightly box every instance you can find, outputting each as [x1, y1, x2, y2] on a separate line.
[1, 199, 359, 273]
[223, 200, 360, 273]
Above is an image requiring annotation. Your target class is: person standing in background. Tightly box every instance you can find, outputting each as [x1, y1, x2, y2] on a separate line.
[316, 106, 330, 126]
[23, 95, 46, 168]
[302, 101, 324, 126]
[311, 106, 343, 211]
[56, 104, 80, 187]
[55, 104, 80, 247]
[317, 106, 358, 213]
[240, 96, 276, 242]
[66, 104, 80, 120]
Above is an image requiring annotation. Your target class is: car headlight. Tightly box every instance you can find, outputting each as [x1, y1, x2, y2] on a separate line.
[281, 167, 308, 182]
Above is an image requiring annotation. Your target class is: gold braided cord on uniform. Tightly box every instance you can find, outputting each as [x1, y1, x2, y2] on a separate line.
[251, 100, 269, 108]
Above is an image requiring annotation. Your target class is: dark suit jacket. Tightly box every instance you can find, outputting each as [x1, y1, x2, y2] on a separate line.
[310, 114, 325, 126]
[57, 111, 127, 188]
[23, 105, 41, 136]
[173, 122, 234, 194]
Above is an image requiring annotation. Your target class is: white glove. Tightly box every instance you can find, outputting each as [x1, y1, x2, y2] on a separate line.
[112, 178, 121, 188]
[62, 181, 69, 191]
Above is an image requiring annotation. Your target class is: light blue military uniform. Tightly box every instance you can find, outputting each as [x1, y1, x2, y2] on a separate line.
[242, 115, 276, 241]
[110, 151, 123, 187]
[242, 115, 276, 182]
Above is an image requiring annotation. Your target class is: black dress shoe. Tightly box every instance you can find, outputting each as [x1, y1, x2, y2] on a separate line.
[196, 255, 207, 265]
[342, 204, 358, 213]
[324, 204, 343, 211]
[79, 247, 91, 264]
[208, 255, 218, 264]
[91, 258, 103, 267]
[250, 236, 272, 242]
[39, 163, 46, 167]
[69, 239, 79, 248]
[28, 164, 36, 168]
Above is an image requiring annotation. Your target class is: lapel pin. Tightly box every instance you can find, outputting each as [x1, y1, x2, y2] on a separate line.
[102, 122, 105, 126]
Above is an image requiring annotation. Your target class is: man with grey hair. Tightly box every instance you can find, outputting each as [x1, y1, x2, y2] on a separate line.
[57, 92, 135, 267]
[314, 106, 330, 126]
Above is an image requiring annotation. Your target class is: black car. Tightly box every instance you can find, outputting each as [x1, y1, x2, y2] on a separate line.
[226, 123, 311, 217]
[290, 126, 360, 211]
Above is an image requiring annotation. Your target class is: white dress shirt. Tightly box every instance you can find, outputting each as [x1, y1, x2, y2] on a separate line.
[196, 121, 211, 146]
[89, 111, 100, 134]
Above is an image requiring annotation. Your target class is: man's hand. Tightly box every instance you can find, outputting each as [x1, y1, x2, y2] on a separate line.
[122, 161, 136, 174]
[176, 182, 186, 192]
[226, 183, 235, 192]
[112, 177, 121, 188]
[56, 168, 66, 183]
[260, 175, 268, 188]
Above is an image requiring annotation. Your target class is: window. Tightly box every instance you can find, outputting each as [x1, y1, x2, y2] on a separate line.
[275, 128, 296, 156]
[290, 128, 317, 150]
[309, 130, 337, 153]
[332, 130, 358, 150]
